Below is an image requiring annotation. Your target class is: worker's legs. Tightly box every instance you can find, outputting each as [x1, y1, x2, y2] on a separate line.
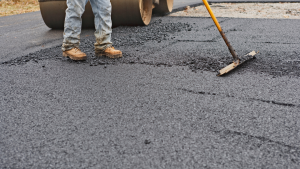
[62, 0, 87, 51]
[89, 0, 113, 51]
[62, 0, 121, 59]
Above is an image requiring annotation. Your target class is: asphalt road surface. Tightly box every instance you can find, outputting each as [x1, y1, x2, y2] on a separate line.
[1, 0, 300, 62]
[1, 1, 300, 168]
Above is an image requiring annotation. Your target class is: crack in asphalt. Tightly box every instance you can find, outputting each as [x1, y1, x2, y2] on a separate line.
[177, 88, 299, 108]
[213, 129, 300, 164]
[252, 42, 300, 44]
[177, 40, 217, 42]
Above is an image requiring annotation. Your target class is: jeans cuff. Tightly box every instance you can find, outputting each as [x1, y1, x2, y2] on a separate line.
[95, 44, 112, 51]
[62, 44, 79, 52]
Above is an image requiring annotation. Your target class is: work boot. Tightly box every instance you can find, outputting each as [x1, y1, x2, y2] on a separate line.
[63, 48, 87, 61]
[95, 47, 122, 58]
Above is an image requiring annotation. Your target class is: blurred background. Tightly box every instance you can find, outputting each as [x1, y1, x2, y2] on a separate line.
[0, 0, 39, 17]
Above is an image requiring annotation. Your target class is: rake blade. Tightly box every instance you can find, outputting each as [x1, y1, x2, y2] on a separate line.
[217, 51, 257, 76]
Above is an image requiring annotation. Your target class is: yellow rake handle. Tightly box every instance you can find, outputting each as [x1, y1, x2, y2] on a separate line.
[202, 0, 239, 62]
[202, 0, 222, 32]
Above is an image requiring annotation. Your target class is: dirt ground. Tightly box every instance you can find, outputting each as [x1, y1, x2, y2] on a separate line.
[0, 0, 39, 17]
[169, 3, 300, 19]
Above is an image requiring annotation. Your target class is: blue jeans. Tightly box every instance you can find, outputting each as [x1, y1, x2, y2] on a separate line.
[62, 0, 113, 51]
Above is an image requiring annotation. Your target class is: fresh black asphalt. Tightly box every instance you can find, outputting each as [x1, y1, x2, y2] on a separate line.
[1, 0, 300, 62]
[1, 1, 300, 168]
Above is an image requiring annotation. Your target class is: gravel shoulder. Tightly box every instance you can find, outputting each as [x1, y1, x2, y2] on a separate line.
[170, 2, 300, 19]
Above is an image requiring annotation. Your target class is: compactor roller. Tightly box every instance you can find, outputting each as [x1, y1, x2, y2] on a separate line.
[39, 0, 174, 29]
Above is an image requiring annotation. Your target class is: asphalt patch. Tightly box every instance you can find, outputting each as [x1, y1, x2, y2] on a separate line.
[1, 17, 300, 77]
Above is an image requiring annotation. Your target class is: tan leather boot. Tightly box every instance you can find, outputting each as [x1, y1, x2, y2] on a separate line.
[95, 47, 122, 58]
[63, 48, 87, 61]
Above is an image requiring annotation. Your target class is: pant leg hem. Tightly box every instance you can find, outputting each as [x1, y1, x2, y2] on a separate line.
[62, 44, 79, 52]
[94, 44, 112, 52]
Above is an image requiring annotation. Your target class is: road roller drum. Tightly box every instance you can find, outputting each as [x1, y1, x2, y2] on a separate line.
[38, 0, 174, 29]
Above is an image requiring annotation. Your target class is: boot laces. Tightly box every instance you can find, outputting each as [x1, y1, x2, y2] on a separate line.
[74, 47, 81, 53]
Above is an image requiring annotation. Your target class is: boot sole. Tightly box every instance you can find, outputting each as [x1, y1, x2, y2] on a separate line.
[63, 53, 87, 61]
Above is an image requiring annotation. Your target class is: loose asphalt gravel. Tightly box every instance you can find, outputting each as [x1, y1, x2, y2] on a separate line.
[1, 1, 300, 168]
